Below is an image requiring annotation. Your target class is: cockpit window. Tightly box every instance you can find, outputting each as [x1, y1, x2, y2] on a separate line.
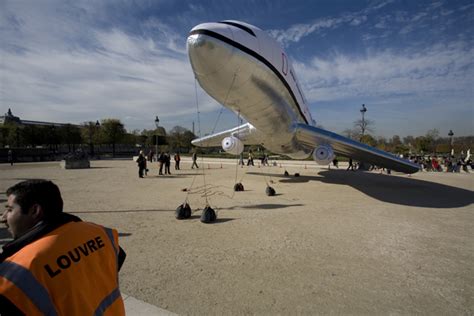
[218, 21, 256, 37]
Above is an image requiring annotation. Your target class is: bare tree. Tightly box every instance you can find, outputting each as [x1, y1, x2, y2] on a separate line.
[353, 118, 375, 141]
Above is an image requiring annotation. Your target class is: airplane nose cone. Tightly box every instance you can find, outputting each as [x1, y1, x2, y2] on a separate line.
[187, 32, 234, 77]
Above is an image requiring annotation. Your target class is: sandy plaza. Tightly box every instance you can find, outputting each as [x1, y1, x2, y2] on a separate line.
[1, 158, 473, 315]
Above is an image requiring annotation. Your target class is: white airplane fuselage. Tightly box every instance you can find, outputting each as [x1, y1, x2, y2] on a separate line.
[187, 20, 420, 173]
[188, 21, 314, 159]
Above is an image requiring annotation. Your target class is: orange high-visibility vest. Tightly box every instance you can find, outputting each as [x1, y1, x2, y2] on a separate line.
[0, 221, 125, 315]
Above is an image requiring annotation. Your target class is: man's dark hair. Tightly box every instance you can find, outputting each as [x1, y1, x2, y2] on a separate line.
[6, 179, 63, 217]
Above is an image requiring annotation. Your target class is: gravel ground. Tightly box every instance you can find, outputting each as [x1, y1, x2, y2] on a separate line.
[1, 158, 473, 315]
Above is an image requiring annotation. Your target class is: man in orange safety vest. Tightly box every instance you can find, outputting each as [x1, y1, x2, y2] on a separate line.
[0, 179, 126, 315]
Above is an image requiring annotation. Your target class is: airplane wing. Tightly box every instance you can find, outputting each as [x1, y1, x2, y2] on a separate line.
[191, 123, 263, 147]
[295, 123, 420, 174]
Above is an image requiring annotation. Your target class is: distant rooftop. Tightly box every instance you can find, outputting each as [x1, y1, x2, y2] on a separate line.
[0, 108, 79, 127]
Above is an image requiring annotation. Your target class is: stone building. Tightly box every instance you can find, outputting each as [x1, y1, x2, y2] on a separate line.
[0, 108, 78, 127]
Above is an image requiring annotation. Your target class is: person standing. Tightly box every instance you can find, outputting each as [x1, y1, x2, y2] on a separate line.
[147, 150, 154, 164]
[238, 152, 244, 166]
[247, 150, 254, 166]
[164, 152, 171, 175]
[7, 149, 13, 166]
[158, 152, 164, 175]
[136, 150, 146, 178]
[191, 152, 199, 169]
[174, 153, 181, 170]
[0, 179, 126, 315]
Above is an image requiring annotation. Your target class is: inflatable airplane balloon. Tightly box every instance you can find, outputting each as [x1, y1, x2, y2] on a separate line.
[187, 20, 419, 174]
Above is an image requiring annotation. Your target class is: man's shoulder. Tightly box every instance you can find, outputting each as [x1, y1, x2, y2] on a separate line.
[1, 213, 82, 261]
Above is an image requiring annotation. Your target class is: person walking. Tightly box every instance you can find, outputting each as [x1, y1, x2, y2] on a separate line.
[174, 153, 181, 170]
[0, 179, 126, 315]
[191, 152, 199, 169]
[136, 150, 146, 178]
[347, 158, 355, 171]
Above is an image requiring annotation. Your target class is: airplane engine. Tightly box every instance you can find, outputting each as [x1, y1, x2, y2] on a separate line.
[222, 136, 244, 155]
[312, 145, 334, 165]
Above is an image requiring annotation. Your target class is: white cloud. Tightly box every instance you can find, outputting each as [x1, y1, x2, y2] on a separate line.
[295, 41, 473, 103]
[0, 1, 219, 131]
[292, 40, 473, 136]
[268, 1, 396, 46]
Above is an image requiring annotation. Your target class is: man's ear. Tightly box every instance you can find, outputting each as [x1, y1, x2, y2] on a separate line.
[29, 204, 44, 221]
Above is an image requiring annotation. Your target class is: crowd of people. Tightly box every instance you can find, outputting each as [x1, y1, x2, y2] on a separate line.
[341, 154, 473, 174]
[136, 150, 184, 177]
[136, 148, 473, 178]
[137, 149, 277, 178]
[410, 155, 473, 173]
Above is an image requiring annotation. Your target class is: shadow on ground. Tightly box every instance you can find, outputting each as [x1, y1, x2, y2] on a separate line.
[248, 170, 474, 208]
[226, 203, 304, 210]
[71, 209, 173, 214]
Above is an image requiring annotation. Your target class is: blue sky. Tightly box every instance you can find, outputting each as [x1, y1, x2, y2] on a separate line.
[1, 0, 472, 138]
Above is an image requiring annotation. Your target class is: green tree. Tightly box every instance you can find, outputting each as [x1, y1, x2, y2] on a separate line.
[140, 129, 156, 147]
[81, 122, 101, 156]
[0, 124, 14, 147]
[403, 135, 415, 146]
[414, 136, 431, 153]
[21, 125, 42, 147]
[359, 134, 377, 147]
[59, 124, 82, 152]
[168, 126, 192, 152]
[122, 132, 139, 145]
[44, 126, 60, 150]
[376, 136, 387, 151]
[99, 119, 126, 157]
[391, 135, 402, 147]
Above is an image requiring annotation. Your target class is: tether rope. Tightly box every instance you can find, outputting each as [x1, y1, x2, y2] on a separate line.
[186, 75, 238, 206]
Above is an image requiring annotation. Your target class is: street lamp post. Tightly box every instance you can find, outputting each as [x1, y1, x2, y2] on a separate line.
[155, 116, 160, 161]
[448, 130, 454, 156]
[95, 120, 100, 159]
[88, 122, 93, 157]
[360, 104, 367, 137]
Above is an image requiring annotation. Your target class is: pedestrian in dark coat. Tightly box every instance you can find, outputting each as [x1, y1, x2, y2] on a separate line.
[137, 150, 146, 178]
[174, 153, 181, 170]
[164, 152, 171, 175]
[158, 152, 164, 175]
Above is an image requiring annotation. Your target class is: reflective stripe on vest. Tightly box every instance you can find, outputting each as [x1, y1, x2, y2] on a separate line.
[89, 226, 122, 313]
[104, 228, 118, 264]
[0, 260, 58, 316]
[94, 287, 121, 316]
